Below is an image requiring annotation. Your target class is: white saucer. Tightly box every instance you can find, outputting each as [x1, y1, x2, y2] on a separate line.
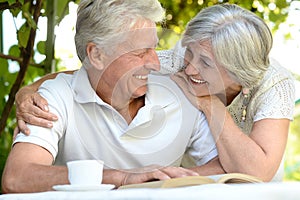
[52, 184, 115, 191]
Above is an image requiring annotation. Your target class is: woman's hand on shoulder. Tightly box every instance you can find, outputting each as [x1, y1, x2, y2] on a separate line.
[170, 71, 222, 111]
[15, 85, 58, 136]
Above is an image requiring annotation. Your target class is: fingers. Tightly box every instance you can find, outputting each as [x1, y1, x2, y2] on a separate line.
[140, 165, 198, 178]
[32, 93, 49, 112]
[122, 168, 171, 186]
[122, 165, 199, 186]
[171, 74, 199, 106]
[13, 126, 20, 139]
[16, 92, 58, 130]
[170, 73, 190, 93]
[17, 110, 55, 128]
[25, 104, 57, 122]
[17, 120, 30, 135]
[159, 166, 199, 178]
[17, 116, 55, 135]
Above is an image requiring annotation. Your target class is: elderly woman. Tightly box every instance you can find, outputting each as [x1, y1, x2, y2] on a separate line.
[13, 4, 294, 182]
[168, 4, 295, 181]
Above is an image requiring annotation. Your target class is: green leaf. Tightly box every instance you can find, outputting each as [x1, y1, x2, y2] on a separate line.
[9, 7, 21, 17]
[37, 41, 46, 55]
[7, 0, 16, 6]
[23, 11, 37, 29]
[0, 58, 10, 103]
[0, 58, 9, 80]
[56, 0, 70, 24]
[17, 24, 31, 48]
[8, 45, 21, 58]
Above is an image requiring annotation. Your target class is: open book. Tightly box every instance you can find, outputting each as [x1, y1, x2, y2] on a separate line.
[118, 173, 263, 189]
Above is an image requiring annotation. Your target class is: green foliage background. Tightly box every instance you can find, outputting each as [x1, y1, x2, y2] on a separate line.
[0, 0, 299, 192]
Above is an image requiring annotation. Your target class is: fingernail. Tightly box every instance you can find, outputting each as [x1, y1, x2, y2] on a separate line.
[44, 106, 49, 111]
[52, 116, 58, 120]
[47, 123, 53, 128]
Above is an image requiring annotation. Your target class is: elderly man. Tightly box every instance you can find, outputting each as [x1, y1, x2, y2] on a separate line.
[2, 0, 222, 193]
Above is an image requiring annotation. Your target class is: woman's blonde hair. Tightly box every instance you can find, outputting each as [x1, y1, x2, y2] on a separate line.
[182, 4, 273, 88]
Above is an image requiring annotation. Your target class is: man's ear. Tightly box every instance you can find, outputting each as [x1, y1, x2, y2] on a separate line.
[86, 43, 105, 70]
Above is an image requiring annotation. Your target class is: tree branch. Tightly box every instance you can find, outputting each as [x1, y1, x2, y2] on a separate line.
[0, 0, 31, 11]
[0, 52, 45, 69]
[0, 0, 43, 135]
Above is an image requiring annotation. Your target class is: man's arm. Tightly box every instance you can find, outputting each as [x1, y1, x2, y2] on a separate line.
[15, 70, 75, 135]
[1, 142, 200, 193]
[1, 142, 68, 193]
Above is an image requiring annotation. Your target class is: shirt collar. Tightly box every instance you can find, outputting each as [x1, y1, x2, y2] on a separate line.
[72, 69, 175, 125]
[125, 74, 176, 132]
[72, 67, 106, 105]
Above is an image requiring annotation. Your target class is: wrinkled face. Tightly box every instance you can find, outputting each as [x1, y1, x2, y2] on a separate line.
[183, 41, 239, 98]
[97, 20, 160, 106]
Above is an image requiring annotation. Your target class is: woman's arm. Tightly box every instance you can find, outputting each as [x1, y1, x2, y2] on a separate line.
[197, 96, 289, 181]
[15, 70, 75, 135]
[171, 73, 291, 182]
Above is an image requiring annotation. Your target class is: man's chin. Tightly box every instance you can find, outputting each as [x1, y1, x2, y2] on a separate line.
[133, 87, 148, 98]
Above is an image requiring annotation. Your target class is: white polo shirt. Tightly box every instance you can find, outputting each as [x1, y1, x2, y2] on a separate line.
[14, 67, 217, 169]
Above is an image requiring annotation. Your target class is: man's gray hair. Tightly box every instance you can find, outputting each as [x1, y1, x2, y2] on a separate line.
[75, 0, 165, 62]
[182, 4, 273, 88]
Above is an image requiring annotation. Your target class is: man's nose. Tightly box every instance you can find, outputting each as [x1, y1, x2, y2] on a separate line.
[144, 49, 160, 71]
[184, 62, 199, 75]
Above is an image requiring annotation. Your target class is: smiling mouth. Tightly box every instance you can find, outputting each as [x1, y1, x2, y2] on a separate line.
[190, 76, 207, 84]
[134, 75, 148, 80]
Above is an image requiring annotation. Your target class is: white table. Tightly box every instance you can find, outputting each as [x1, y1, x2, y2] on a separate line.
[1, 182, 300, 200]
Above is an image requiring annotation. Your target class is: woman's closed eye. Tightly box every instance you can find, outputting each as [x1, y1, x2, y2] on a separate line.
[199, 56, 212, 68]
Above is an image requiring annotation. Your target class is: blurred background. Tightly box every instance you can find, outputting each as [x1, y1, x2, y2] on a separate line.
[0, 0, 299, 191]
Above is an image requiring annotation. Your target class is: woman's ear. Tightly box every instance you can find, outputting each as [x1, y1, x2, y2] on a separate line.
[86, 43, 105, 70]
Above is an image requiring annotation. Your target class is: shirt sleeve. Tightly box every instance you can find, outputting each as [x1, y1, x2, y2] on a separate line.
[254, 77, 295, 122]
[13, 78, 69, 160]
[182, 112, 218, 167]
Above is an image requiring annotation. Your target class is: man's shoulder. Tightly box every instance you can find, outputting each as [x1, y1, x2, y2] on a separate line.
[148, 74, 181, 95]
[38, 73, 74, 102]
[147, 74, 199, 113]
[39, 73, 73, 92]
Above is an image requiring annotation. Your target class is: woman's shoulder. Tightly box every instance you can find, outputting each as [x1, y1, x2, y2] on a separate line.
[266, 58, 294, 82]
[256, 58, 295, 93]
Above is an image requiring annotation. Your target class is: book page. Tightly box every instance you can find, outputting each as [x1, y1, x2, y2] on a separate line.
[119, 173, 262, 189]
[119, 175, 216, 189]
[216, 173, 263, 184]
[161, 176, 215, 188]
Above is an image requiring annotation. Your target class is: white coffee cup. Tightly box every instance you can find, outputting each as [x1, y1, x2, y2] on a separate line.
[67, 160, 104, 185]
